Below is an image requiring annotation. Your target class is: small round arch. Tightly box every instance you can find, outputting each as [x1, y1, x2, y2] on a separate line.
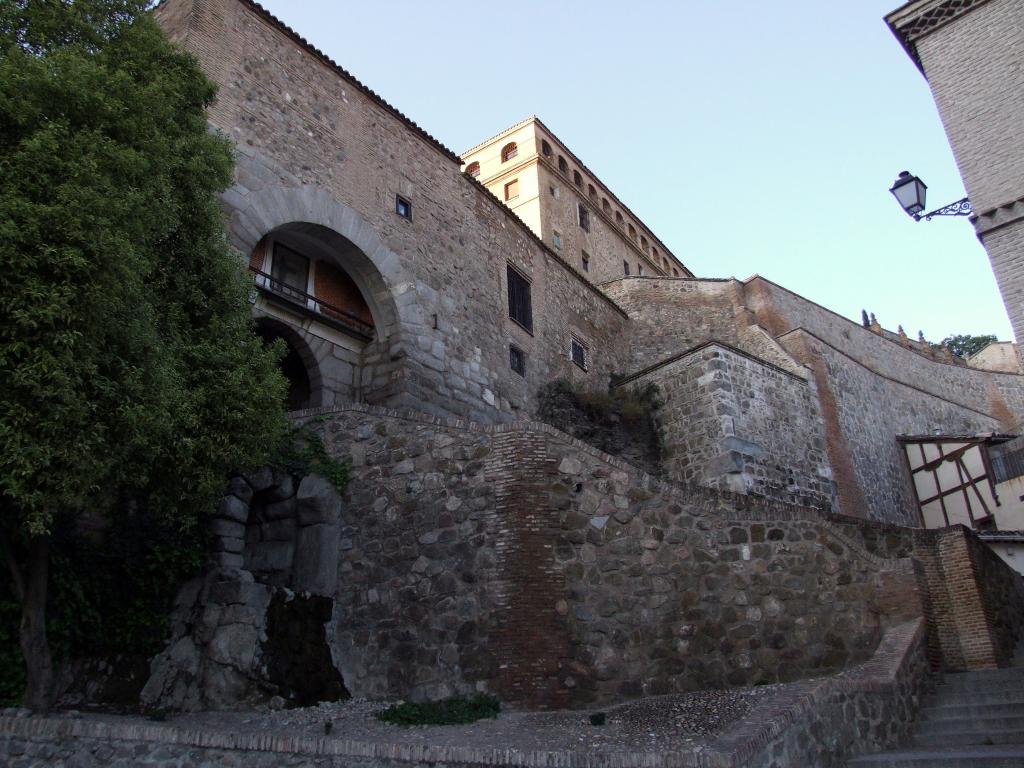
[558, 156, 569, 173]
[541, 139, 552, 157]
[572, 170, 582, 187]
[501, 142, 518, 162]
[465, 161, 481, 178]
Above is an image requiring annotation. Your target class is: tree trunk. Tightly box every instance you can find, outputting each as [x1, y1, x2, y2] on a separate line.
[20, 534, 54, 713]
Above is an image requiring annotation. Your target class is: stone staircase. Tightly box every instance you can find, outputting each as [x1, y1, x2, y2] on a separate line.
[848, 645, 1024, 767]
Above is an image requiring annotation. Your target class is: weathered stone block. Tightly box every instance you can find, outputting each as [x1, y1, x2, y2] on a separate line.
[295, 474, 342, 525]
[292, 523, 340, 596]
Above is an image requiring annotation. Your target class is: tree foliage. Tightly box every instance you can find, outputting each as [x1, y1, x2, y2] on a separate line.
[0, 0, 287, 534]
[0, 0, 288, 706]
[938, 334, 998, 359]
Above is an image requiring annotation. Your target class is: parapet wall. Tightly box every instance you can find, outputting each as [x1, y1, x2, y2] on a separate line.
[311, 404, 919, 708]
[605, 275, 1024, 524]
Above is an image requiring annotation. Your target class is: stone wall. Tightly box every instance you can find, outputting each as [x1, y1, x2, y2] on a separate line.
[0, 618, 931, 768]
[743, 277, 1024, 430]
[155, 0, 633, 422]
[716, 619, 929, 768]
[601, 278, 803, 376]
[822, 516, 1024, 674]
[618, 342, 835, 510]
[780, 329, 1005, 525]
[308, 404, 918, 709]
[963, 526, 1024, 667]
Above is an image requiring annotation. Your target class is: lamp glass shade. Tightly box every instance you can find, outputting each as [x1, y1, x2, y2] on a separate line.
[890, 171, 927, 216]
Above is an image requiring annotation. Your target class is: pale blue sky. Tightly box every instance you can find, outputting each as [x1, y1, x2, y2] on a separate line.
[257, 0, 1012, 343]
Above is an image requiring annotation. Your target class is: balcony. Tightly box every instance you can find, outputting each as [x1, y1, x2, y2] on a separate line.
[249, 266, 374, 342]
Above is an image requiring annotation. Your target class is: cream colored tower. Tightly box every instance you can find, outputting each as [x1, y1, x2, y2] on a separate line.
[461, 117, 692, 285]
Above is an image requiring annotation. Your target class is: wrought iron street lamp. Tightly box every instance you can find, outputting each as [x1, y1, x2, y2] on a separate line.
[889, 171, 972, 221]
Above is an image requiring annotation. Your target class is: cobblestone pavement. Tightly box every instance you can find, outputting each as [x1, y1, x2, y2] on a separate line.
[19, 684, 789, 759]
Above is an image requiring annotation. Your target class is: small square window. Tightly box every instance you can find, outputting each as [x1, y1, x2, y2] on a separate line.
[504, 178, 519, 201]
[570, 337, 588, 371]
[623, 260, 630, 276]
[395, 194, 412, 220]
[578, 203, 590, 232]
[553, 230, 562, 250]
[550, 185, 558, 198]
[510, 345, 526, 376]
[581, 250, 590, 272]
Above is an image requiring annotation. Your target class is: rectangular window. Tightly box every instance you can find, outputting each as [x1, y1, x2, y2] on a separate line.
[581, 250, 590, 272]
[504, 178, 519, 201]
[550, 185, 559, 198]
[395, 194, 412, 220]
[552, 230, 562, 250]
[507, 265, 533, 333]
[578, 203, 590, 232]
[570, 337, 588, 370]
[638, 264, 644, 276]
[623, 260, 630, 276]
[271, 242, 310, 299]
[509, 344, 526, 376]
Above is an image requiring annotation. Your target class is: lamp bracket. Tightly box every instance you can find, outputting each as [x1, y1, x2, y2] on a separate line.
[915, 197, 972, 221]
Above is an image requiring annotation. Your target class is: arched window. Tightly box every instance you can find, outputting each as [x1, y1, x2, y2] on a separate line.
[628, 224, 637, 241]
[541, 140, 552, 157]
[640, 236, 649, 252]
[465, 161, 480, 179]
[501, 142, 518, 162]
[615, 211, 624, 227]
[588, 184, 597, 200]
[652, 246, 659, 260]
[602, 198, 611, 215]
[558, 156, 569, 173]
[573, 171, 582, 187]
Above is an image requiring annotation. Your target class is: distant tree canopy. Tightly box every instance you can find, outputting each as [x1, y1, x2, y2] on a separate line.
[0, 0, 287, 709]
[937, 334, 999, 359]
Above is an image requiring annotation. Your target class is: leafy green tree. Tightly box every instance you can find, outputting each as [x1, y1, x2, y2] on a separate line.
[0, 0, 287, 711]
[938, 334, 999, 359]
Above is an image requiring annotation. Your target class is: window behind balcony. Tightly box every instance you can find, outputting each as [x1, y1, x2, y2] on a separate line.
[271, 243, 310, 299]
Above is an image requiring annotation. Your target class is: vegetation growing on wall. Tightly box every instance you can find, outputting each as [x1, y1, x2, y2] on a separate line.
[536, 379, 664, 475]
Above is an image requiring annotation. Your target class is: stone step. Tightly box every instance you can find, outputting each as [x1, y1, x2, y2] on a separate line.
[936, 669, 1024, 693]
[926, 688, 1024, 707]
[921, 702, 1024, 721]
[918, 715, 1024, 734]
[910, 730, 1024, 748]
[848, 745, 1024, 767]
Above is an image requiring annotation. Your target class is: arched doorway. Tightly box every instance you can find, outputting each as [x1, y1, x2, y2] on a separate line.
[247, 222, 397, 409]
[255, 319, 318, 410]
[227, 185, 407, 410]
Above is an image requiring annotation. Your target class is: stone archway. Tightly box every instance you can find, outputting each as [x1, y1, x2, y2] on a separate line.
[228, 185, 410, 408]
[256, 317, 323, 410]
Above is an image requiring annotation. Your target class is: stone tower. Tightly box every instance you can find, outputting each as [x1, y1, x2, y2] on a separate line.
[887, 0, 1024, 343]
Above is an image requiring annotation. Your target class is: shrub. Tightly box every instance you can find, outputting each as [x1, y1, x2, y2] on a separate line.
[375, 694, 500, 726]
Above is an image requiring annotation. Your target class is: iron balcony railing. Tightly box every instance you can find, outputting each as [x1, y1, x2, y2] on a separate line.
[248, 266, 375, 341]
